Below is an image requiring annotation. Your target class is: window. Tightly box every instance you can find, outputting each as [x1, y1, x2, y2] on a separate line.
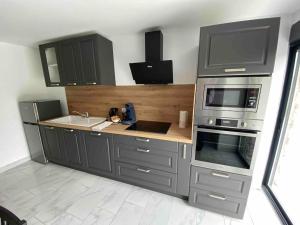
[263, 45, 300, 225]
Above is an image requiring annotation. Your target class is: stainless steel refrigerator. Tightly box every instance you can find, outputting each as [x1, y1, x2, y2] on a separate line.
[19, 100, 62, 164]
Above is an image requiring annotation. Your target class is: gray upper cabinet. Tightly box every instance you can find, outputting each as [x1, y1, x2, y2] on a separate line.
[39, 43, 62, 87]
[82, 131, 114, 177]
[39, 34, 115, 87]
[198, 17, 280, 76]
[58, 39, 81, 86]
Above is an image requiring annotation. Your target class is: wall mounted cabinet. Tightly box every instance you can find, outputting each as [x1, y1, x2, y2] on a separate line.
[198, 17, 280, 76]
[39, 34, 115, 87]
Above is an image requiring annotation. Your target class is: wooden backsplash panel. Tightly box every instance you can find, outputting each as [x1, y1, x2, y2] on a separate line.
[65, 84, 196, 124]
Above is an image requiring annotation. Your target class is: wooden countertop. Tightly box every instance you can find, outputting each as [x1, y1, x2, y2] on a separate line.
[39, 120, 193, 144]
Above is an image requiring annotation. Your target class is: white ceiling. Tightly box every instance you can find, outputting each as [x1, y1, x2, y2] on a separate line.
[0, 0, 299, 46]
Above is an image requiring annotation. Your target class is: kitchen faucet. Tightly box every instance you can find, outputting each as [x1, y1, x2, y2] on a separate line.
[72, 111, 89, 118]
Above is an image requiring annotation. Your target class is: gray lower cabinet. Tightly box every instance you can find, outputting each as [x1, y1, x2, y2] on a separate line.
[40, 126, 64, 163]
[114, 135, 178, 153]
[177, 143, 192, 196]
[189, 188, 247, 219]
[115, 162, 177, 193]
[189, 166, 251, 218]
[60, 128, 85, 168]
[114, 142, 178, 173]
[81, 131, 114, 177]
[198, 17, 280, 76]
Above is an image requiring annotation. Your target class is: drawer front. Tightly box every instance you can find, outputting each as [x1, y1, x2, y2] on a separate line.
[114, 143, 178, 173]
[115, 162, 177, 193]
[114, 135, 178, 153]
[189, 188, 246, 219]
[190, 166, 251, 199]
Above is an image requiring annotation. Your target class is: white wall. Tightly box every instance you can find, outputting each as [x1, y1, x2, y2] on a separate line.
[0, 42, 67, 169]
[111, 27, 199, 85]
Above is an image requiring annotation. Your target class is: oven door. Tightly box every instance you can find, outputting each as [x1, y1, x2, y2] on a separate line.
[192, 127, 261, 176]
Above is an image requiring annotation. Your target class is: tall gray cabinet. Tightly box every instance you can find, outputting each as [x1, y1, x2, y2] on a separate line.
[198, 17, 280, 76]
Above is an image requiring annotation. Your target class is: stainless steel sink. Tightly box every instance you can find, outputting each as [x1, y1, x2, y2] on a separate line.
[47, 115, 106, 127]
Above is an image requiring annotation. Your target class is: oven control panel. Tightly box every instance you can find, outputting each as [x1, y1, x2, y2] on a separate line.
[199, 116, 263, 131]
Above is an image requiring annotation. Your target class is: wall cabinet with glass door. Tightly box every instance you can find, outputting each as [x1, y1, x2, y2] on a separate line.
[39, 34, 115, 87]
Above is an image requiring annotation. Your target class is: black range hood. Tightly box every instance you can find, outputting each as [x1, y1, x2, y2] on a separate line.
[129, 30, 173, 84]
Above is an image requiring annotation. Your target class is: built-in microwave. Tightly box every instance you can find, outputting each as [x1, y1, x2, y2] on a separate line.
[195, 76, 271, 131]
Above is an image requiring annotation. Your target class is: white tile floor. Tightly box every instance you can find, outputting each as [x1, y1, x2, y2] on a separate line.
[0, 161, 282, 225]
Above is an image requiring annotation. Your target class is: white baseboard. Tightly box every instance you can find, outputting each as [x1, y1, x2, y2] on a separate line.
[0, 157, 31, 174]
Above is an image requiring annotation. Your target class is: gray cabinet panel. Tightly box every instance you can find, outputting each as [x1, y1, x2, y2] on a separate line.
[190, 166, 251, 199]
[114, 135, 178, 153]
[189, 188, 247, 219]
[59, 40, 80, 85]
[40, 126, 63, 163]
[176, 143, 192, 196]
[198, 17, 280, 76]
[114, 143, 178, 173]
[78, 37, 98, 84]
[82, 132, 114, 176]
[116, 162, 177, 193]
[61, 129, 84, 168]
[290, 21, 300, 44]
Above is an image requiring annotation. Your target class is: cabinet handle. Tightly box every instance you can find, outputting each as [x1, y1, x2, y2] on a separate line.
[224, 68, 246, 73]
[51, 83, 60, 86]
[136, 138, 150, 142]
[211, 172, 230, 179]
[182, 144, 187, 159]
[86, 82, 96, 85]
[137, 168, 151, 173]
[208, 193, 227, 201]
[67, 82, 77, 86]
[64, 129, 74, 132]
[136, 148, 150, 153]
[90, 132, 101, 136]
[45, 126, 54, 130]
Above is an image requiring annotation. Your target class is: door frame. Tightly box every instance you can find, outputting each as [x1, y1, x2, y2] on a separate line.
[262, 41, 300, 225]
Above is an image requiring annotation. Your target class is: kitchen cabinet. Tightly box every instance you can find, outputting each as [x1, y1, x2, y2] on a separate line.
[60, 128, 85, 168]
[81, 131, 114, 177]
[188, 166, 251, 218]
[198, 17, 280, 76]
[40, 126, 64, 163]
[58, 39, 80, 86]
[176, 143, 192, 196]
[39, 34, 115, 87]
[39, 42, 62, 87]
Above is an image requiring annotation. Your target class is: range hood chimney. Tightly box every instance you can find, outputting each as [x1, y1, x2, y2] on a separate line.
[129, 30, 173, 84]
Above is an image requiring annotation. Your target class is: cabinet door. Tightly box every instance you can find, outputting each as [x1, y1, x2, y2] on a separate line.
[83, 132, 114, 176]
[77, 37, 98, 85]
[198, 17, 280, 76]
[58, 40, 80, 86]
[177, 143, 192, 196]
[61, 128, 84, 168]
[39, 43, 62, 87]
[40, 126, 63, 163]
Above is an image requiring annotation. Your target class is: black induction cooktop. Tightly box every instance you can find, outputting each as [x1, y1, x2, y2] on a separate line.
[126, 120, 171, 134]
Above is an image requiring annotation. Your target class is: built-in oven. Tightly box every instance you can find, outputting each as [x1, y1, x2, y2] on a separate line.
[195, 76, 271, 131]
[192, 127, 260, 176]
